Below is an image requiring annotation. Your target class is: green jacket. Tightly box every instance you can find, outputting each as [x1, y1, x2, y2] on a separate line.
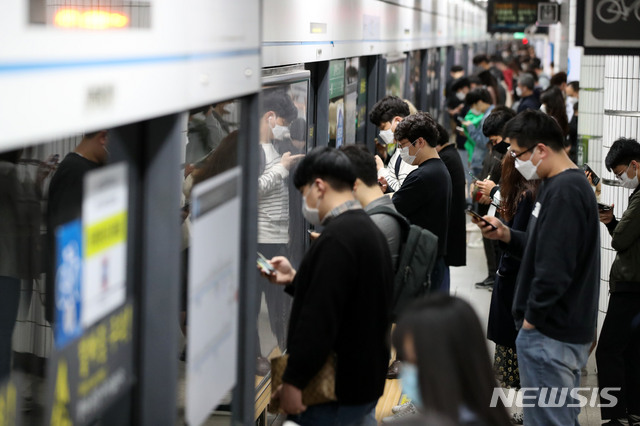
[606, 186, 640, 292]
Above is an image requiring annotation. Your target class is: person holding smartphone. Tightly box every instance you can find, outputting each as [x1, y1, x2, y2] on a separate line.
[473, 110, 599, 426]
[596, 137, 640, 426]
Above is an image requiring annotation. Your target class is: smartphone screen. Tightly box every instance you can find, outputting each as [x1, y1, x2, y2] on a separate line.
[465, 208, 497, 230]
[582, 164, 600, 186]
[257, 252, 275, 274]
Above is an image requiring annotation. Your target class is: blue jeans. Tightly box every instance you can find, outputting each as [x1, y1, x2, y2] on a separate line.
[287, 401, 377, 426]
[515, 328, 591, 426]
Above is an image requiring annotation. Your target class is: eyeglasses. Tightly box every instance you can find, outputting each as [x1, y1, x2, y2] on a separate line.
[509, 145, 536, 159]
[614, 162, 633, 180]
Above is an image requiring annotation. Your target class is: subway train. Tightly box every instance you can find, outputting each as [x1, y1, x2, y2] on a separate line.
[0, 1, 597, 426]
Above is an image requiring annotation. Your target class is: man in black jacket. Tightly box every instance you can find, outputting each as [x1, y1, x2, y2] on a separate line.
[435, 123, 466, 287]
[265, 147, 393, 425]
[474, 111, 599, 426]
[597, 138, 640, 426]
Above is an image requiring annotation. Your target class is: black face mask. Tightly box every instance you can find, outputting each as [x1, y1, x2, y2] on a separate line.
[494, 141, 509, 155]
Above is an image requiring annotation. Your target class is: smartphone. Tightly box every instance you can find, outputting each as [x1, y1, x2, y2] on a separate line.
[257, 252, 275, 274]
[468, 171, 480, 182]
[456, 126, 465, 133]
[582, 164, 600, 186]
[456, 116, 464, 123]
[465, 208, 498, 230]
[598, 203, 612, 211]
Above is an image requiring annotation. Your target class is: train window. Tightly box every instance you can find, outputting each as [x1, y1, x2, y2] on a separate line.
[328, 60, 346, 147]
[343, 58, 360, 145]
[427, 48, 441, 121]
[385, 55, 407, 98]
[0, 132, 136, 425]
[355, 57, 369, 146]
[408, 51, 422, 109]
[256, 78, 309, 391]
[181, 98, 243, 423]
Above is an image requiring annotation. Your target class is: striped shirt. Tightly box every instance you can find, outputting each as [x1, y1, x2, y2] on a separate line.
[257, 143, 290, 244]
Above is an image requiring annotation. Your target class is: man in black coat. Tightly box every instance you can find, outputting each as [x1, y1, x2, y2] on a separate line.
[435, 123, 466, 287]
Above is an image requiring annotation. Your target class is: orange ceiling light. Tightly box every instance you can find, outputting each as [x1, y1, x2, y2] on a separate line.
[54, 9, 129, 29]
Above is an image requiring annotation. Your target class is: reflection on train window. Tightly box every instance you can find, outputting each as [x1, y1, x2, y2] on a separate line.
[0, 131, 121, 424]
[343, 58, 359, 145]
[385, 57, 406, 98]
[256, 82, 308, 381]
[427, 49, 442, 121]
[328, 60, 346, 147]
[408, 51, 422, 109]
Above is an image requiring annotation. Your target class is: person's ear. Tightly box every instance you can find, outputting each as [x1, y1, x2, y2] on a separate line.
[98, 131, 108, 146]
[315, 178, 326, 197]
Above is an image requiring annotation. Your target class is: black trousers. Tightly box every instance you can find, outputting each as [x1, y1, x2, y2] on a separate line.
[477, 202, 500, 278]
[596, 293, 640, 420]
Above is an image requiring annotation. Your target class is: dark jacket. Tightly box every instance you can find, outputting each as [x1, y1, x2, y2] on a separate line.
[504, 169, 600, 344]
[438, 144, 467, 266]
[605, 186, 640, 293]
[517, 94, 541, 113]
[283, 210, 393, 404]
[488, 191, 535, 347]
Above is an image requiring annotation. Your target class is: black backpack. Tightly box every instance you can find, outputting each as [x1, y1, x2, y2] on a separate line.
[368, 206, 439, 319]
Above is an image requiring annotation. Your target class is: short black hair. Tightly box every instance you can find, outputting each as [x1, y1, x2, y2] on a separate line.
[293, 146, 356, 191]
[451, 77, 471, 93]
[464, 88, 492, 106]
[490, 54, 503, 64]
[473, 54, 489, 66]
[450, 65, 464, 73]
[436, 123, 449, 146]
[482, 106, 516, 138]
[550, 71, 567, 86]
[530, 57, 543, 70]
[605, 138, 640, 171]
[339, 145, 378, 187]
[568, 81, 579, 92]
[468, 75, 483, 86]
[369, 96, 410, 126]
[262, 88, 298, 123]
[394, 112, 439, 148]
[503, 110, 565, 151]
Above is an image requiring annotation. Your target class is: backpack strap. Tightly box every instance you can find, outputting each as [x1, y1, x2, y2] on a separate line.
[367, 205, 411, 239]
[394, 155, 403, 178]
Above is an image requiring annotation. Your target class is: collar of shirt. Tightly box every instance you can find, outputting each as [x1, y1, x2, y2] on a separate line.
[321, 199, 362, 225]
[365, 195, 394, 212]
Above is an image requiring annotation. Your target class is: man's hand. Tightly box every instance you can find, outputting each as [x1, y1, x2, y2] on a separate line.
[374, 155, 385, 171]
[522, 319, 536, 330]
[378, 176, 388, 193]
[462, 120, 472, 127]
[471, 215, 511, 243]
[271, 383, 307, 415]
[265, 256, 296, 285]
[281, 153, 305, 170]
[476, 179, 496, 197]
[478, 195, 492, 205]
[599, 204, 615, 224]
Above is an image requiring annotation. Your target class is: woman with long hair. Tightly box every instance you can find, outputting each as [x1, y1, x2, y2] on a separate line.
[392, 294, 512, 426]
[539, 87, 569, 137]
[486, 153, 539, 423]
[477, 70, 501, 106]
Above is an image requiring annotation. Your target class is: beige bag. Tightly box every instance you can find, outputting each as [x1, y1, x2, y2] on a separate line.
[268, 353, 337, 413]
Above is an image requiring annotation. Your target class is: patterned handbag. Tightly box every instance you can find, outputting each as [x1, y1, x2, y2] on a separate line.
[268, 353, 337, 413]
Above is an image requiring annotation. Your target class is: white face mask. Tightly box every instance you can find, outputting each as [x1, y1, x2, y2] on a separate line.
[302, 184, 322, 225]
[456, 91, 465, 101]
[379, 128, 394, 146]
[619, 163, 639, 190]
[399, 141, 421, 165]
[515, 149, 542, 181]
[516, 86, 523, 97]
[272, 124, 289, 140]
[540, 104, 547, 114]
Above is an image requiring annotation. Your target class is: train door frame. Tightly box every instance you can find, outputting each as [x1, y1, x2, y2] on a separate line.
[306, 62, 330, 148]
[365, 55, 383, 155]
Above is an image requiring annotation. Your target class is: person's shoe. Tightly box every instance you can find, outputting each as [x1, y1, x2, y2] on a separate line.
[256, 357, 271, 376]
[387, 360, 402, 379]
[391, 400, 413, 414]
[511, 412, 524, 424]
[382, 403, 417, 423]
[628, 414, 640, 426]
[474, 276, 495, 291]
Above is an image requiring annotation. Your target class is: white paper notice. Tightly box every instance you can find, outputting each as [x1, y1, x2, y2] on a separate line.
[186, 167, 241, 426]
[81, 162, 128, 329]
